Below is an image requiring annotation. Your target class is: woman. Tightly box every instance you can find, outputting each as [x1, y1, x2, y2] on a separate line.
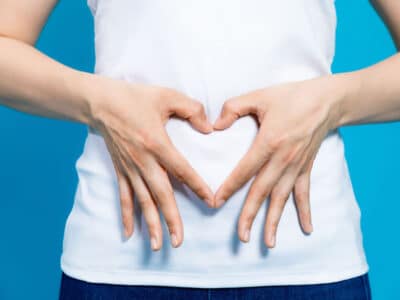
[1, 0, 399, 299]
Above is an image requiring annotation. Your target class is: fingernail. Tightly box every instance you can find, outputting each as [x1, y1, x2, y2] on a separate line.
[171, 233, 179, 248]
[124, 226, 132, 238]
[306, 223, 314, 234]
[215, 198, 225, 208]
[206, 123, 214, 132]
[268, 234, 276, 248]
[204, 197, 214, 208]
[151, 236, 158, 251]
[243, 229, 250, 242]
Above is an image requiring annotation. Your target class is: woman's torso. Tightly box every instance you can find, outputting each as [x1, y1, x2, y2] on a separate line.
[61, 0, 368, 287]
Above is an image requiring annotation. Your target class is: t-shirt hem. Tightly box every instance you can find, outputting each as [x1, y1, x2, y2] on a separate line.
[60, 259, 369, 289]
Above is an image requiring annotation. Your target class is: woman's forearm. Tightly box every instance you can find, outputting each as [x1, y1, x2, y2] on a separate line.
[0, 36, 95, 125]
[0, 34, 216, 247]
[334, 52, 400, 127]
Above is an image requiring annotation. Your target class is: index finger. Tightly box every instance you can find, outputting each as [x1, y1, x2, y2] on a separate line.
[214, 124, 274, 207]
[153, 130, 214, 207]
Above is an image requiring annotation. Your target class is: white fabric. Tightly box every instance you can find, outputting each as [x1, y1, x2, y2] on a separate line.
[60, 0, 369, 288]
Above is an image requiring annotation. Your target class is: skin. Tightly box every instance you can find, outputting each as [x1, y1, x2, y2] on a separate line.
[213, 0, 400, 247]
[0, 0, 399, 251]
[0, 0, 215, 251]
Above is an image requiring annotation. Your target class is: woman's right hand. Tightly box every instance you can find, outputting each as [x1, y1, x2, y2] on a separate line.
[86, 75, 214, 251]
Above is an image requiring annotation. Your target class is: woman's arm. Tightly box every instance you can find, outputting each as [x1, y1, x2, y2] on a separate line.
[212, 1, 400, 247]
[336, 52, 400, 126]
[0, 0, 214, 250]
[0, 0, 93, 123]
[337, 0, 400, 126]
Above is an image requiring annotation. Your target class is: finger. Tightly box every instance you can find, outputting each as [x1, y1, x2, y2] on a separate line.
[214, 124, 273, 207]
[137, 156, 184, 248]
[152, 130, 214, 207]
[237, 151, 288, 243]
[167, 90, 213, 133]
[213, 93, 259, 130]
[128, 166, 164, 251]
[293, 170, 313, 235]
[104, 140, 135, 239]
[264, 162, 303, 248]
[293, 150, 317, 235]
[115, 166, 135, 238]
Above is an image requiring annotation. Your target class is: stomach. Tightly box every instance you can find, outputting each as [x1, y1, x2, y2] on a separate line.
[61, 122, 367, 280]
[61, 0, 368, 287]
[165, 115, 259, 194]
[64, 42, 367, 271]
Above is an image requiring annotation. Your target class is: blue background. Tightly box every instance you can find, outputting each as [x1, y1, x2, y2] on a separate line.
[0, 0, 399, 299]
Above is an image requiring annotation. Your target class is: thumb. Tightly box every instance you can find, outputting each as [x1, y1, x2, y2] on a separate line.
[169, 93, 213, 134]
[214, 94, 259, 130]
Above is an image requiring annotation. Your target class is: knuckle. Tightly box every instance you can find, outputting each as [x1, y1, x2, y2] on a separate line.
[241, 210, 257, 226]
[134, 129, 150, 148]
[258, 148, 273, 163]
[120, 199, 131, 211]
[120, 194, 132, 208]
[165, 216, 179, 231]
[196, 186, 209, 199]
[300, 207, 311, 219]
[250, 185, 266, 200]
[219, 185, 233, 200]
[267, 133, 286, 152]
[141, 133, 164, 153]
[266, 208, 279, 224]
[250, 182, 263, 195]
[173, 167, 186, 183]
[147, 224, 160, 237]
[122, 212, 132, 224]
[251, 182, 272, 200]
[191, 101, 205, 116]
[266, 217, 278, 231]
[222, 100, 236, 114]
[157, 87, 174, 100]
[295, 188, 309, 202]
[282, 149, 298, 165]
[271, 188, 288, 204]
[138, 197, 153, 210]
[118, 188, 129, 202]
[270, 220, 278, 230]
[156, 188, 175, 207]
[187, 180, 208, 198]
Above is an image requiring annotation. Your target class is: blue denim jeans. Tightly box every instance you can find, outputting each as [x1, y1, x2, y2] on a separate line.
[59, 272, 372, 300]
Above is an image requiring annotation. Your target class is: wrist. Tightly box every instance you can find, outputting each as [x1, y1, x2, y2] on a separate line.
[75, 71, 108, 128]
[326, 71, 362, 129]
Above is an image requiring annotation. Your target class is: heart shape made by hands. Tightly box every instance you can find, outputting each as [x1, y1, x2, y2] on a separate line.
[165, 115, 259, 196]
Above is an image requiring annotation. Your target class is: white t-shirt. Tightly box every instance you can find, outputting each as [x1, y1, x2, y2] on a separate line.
[60, 0, 369, 288]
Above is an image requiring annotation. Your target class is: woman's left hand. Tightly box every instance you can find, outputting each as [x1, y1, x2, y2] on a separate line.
[213, 75, 347, 248]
